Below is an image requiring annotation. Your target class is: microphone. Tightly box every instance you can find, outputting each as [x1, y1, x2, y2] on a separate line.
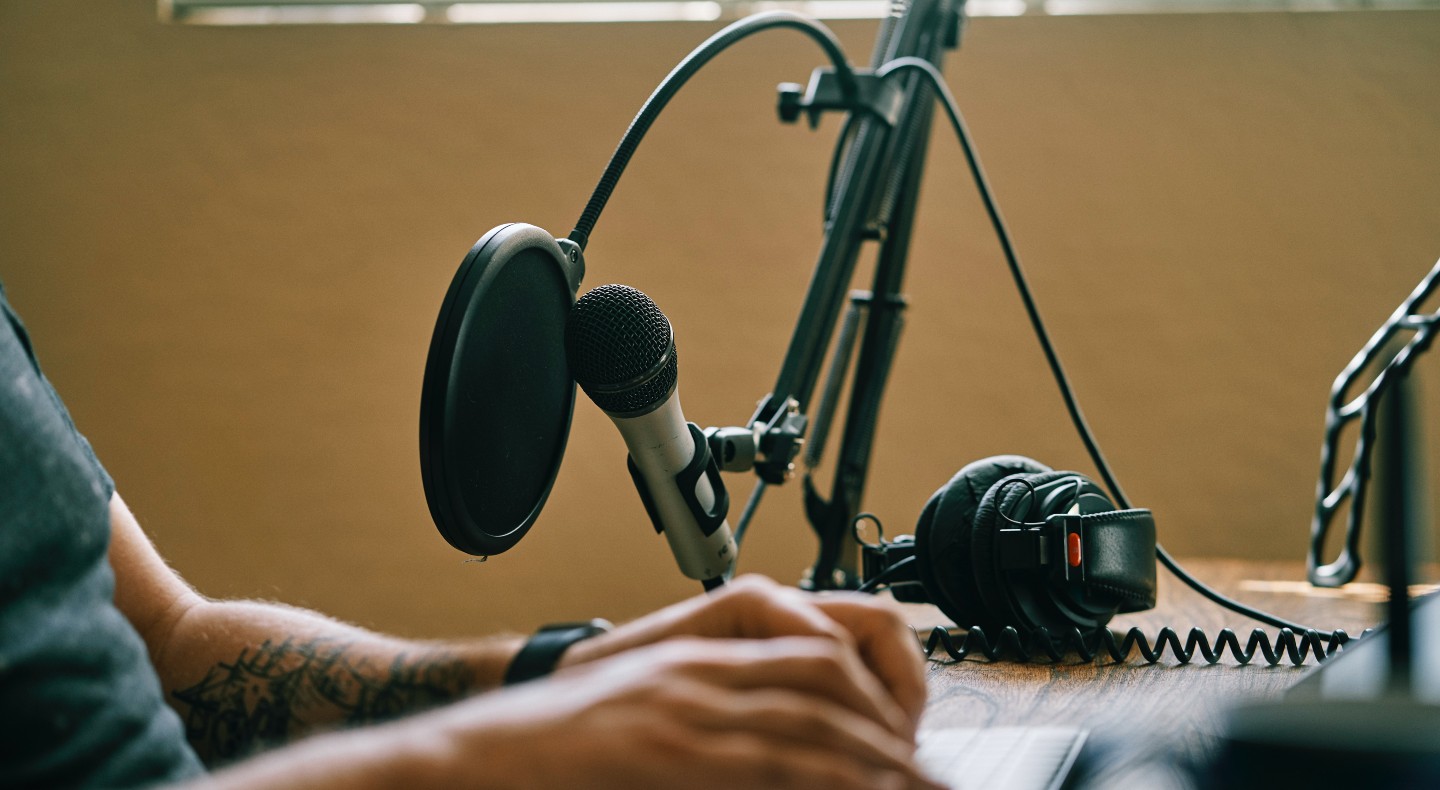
[564, 284, 737, 586]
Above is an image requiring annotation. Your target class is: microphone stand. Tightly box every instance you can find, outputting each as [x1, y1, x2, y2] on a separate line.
[738, 0, 964, 590]
[1201, 367, 1440, 787]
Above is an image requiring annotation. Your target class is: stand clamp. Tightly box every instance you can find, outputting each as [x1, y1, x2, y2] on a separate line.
[702, 399, 808, 482]
[738, 395, 808, 484]
[777, 68, 906, 129]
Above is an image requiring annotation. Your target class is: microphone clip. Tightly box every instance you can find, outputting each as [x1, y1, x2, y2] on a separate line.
[626, 422, 731, 538]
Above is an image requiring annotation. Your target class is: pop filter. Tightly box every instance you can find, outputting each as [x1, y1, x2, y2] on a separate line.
[420, 223, 584, 556]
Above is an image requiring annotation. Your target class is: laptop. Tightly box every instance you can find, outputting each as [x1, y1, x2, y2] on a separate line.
[916, 726, 1087, 790]
[1288, 591, 1440, 703]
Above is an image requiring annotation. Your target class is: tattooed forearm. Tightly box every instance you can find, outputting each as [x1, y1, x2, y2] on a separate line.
[171, 637, 474, 764]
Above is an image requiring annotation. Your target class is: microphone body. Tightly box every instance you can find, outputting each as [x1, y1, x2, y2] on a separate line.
[565, 284, 737, 584]
[611, 389, 736, 582]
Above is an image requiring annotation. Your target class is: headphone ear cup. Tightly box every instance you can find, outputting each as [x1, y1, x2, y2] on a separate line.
[914, 455, 1052, 633]
[969, 469, 1075, 633]
[913, 482, 990, 632]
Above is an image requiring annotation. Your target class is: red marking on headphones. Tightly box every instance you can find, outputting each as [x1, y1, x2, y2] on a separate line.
[1067, 532, 1083, 568]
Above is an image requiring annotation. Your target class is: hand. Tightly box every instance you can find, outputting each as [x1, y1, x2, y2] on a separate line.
[440, 636, 945, 790]
[558, 575, 927, 737]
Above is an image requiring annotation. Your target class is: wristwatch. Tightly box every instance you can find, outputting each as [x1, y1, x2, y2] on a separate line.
[502, 618, 613, 685]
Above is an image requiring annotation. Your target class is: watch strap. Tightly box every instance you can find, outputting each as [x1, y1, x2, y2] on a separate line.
[502, 619, 612, 685]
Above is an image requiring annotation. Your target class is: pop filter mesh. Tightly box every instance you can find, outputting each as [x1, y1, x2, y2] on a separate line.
[565, 284, 679, 416]
[421, 224, 577, 556]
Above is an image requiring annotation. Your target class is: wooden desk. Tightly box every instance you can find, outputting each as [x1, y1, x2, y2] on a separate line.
[914, 559, 1385, 787]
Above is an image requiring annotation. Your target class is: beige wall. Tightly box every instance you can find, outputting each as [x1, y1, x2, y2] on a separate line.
[2, 1, 1437, 638]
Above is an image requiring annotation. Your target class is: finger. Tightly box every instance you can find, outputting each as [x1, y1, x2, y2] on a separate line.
[714, 576, 857, 646]
[557, 575, 926, 731]
[712, 579, 927, 726]
[670, 636, 915, 740]
[714, 578, 926, 725]
[553, 576, 840, 670]
[813, 595, 929, 724]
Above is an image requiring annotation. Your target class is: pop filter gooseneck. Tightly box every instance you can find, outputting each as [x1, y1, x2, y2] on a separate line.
[421, 14, 855, 557]
[565, 11, 855, 251]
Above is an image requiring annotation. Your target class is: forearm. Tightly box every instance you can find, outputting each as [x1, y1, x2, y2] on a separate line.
[106, 497, 934, 789]
[187, 711, 457, 790]
[155, 597, 523, 765]
[193, 633, 942, 790]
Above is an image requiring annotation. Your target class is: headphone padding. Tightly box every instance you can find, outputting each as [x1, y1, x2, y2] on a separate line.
[970, 469, 1075, 633]
[914, 455, 1051, 633]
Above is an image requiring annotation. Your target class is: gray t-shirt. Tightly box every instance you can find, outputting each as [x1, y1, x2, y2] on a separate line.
[0, 284, 205, 787]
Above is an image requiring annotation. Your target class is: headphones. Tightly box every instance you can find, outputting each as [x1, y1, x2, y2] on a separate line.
[862, 455, 1158, 635]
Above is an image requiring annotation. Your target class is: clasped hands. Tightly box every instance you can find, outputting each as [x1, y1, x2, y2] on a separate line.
[433, 575, 944, 790]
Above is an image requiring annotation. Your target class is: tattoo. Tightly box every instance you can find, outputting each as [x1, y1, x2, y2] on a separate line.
[171, 637, 472, 763]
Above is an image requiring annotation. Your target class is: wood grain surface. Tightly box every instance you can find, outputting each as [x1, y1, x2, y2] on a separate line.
[913, 559, 1387, 787]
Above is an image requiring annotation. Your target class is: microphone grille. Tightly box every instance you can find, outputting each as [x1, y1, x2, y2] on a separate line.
[565, 284, 679, 416]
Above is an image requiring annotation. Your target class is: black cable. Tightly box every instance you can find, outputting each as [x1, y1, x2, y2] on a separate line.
[917, 624, 1362, 666]
[857, 555, 917, 593]
[875, 56, 1319, 634]
[733, 479, 767, 548]
[568, 12, 856, 251]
